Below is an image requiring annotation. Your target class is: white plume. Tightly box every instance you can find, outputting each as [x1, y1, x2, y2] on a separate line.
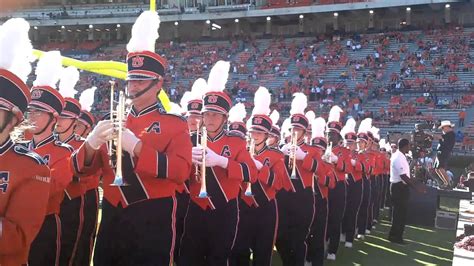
[305, 111, 316, 124]
[328, 105, 343, 123]
[168, 102, 183, 115]
[79, 86, 97, 112]
[0, 18, 33, 82]
[59, 66, 80, 98]
[290, 93, 307, 115]
[358, 118, 373, 134]
[281, 118, 291, 139]
[179, 91, 192, 112]
[228, 103, 246, 123]
[311, 117, 326, 139]
[340, 118, 356, 137]
[246, 117, 253, 130]
[33, 51, 63, 88]
[369, 126, 380, 140]
[252, 86, 271, 116]
[191, 78, 207, 99]
[379, 138, 387, 148]
[207, 61, 230, 93]
[269, 110, 280, 126]
[127, 11, 161, 53]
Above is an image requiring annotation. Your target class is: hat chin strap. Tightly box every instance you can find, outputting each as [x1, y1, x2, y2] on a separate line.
[34, 115, 54, 136]
[127, 79, 159, 100]
[56, 119, 76, 135]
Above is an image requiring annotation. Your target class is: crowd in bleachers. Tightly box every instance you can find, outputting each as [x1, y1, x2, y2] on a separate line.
[48, 27, 474, 149]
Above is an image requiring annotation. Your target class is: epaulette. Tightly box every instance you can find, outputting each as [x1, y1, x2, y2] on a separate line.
[13, 144, 47, 165]
[162, 112, 187, 122]
[225, 131, 246, 140]
[54, 141, 74, 152]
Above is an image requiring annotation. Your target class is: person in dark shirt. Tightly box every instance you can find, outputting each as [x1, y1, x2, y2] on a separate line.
[434, 121, 456, 187]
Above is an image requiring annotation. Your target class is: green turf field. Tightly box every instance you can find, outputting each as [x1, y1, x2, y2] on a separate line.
[271, 208, 456, 266]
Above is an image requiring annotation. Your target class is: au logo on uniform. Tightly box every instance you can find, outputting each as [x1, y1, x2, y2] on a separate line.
[147, 122, 161, 134]
[0, 171, 10, 193]
[221, 145, 231, 157]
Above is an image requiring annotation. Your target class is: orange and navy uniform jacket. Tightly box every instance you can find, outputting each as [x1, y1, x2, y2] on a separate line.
[383, 153, 390, 175]
[284, 139, 334, 194]
[189, 130, 258, 210]
[365, 150, 377, 178]
[0, 138, 51, 266]
[350, 150, 365, 182]
[353, 151, 372, 181]
[60, 134, 86, 199]
[372, 150, 386, 177]
[305, 145, 336, 199]
[241, 146, 288, 207]
[72, 103, 192, 207]
[333, 145, 354, 183]
[25, 135, 73, 215]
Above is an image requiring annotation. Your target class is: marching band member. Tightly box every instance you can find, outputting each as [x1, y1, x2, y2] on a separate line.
[366, 127, 380, 232]
[305, 117, 336, 266]
[340, 118, 363, 248]
[325, 105, 348, 261]
[180, 60, 257, 265]
[56, 66, 86, 266]
[26, 51, 74, 266]
[370, 129, 384, 228]
[0, 18, 51, 266]
[276, 93, 316, 266]
[231, 87, 287, 266]
[267, 110, 281, 148]
[182, 78, 207, 133]
[356, 118, 375, 240]
[72, 11, 193, 265]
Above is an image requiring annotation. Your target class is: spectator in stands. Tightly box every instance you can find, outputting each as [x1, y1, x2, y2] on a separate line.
[455, 130, 464, 143]
[434, 121, 456, 187]
[458, 109, 466, 127]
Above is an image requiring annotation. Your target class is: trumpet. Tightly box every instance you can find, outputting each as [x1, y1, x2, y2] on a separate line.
[244, 138, 255, 197]
[109, 81, 128, 187]
[323, 140, 333, 163]
[197, 126, 209, 198]
[289, 128, 298, 179]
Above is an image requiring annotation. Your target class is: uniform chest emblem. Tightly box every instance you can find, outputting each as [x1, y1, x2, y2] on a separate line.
[263, 158, 270, 167]
[146, 122, 161, 134]
[221, 145, 231, 157]
[43, 155, 51, 165]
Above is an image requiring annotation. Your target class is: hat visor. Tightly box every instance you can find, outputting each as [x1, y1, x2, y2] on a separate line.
[249, 127, 269, 134]
[438, 123, 454, 129]
[202, 107, 227, 115]
[126, 75, 158, 81]
[27, 104, 53, 114]
[291, 124, 307, 130]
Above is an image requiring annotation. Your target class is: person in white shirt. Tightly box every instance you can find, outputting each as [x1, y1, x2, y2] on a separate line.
[388, 138, 411, 244]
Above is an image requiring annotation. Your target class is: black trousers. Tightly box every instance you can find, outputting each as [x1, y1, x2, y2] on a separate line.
[275, 188, 314, 266]
[59, 194, 84, 266]
[389, 182, 410, 241]
[306, 196, 328, 266]
[74, 188, 99, 266]
[230, 199, 278, 266]
[327, 181, 346, 254]
[180, 199, 239, 266]
[174, 191, 190, 264]
[374, 175, 383, 222]
[367, 176, 377, 230]
[29, 214, 61, 266]
[111, 197, 176, 266]
[383, 174, 391, 208]
[342, 178, 363, 243]
[357, 177, 371, 235]
[93, 199, 122, 266]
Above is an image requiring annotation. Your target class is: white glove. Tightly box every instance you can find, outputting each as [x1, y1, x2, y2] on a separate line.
[122, 128, 141, 155]
[86, 120, 115, 150]
[322, 153, 331, 164]
[280, 144, 290, 155]
[295, 146, 307, 160]
[253, 158, 263, 170]
[205, 148, 229, 168]
[351, 159, 356, 166]
[330, 154, 338, 164]
[192, 146, 204, 165]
